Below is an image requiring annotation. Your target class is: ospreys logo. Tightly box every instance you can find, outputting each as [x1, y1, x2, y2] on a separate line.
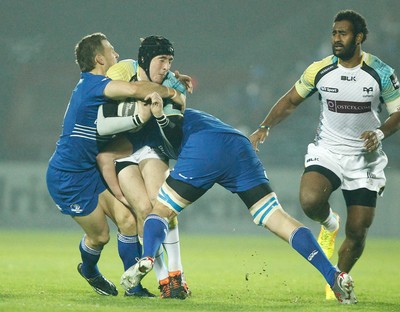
[363, 86, 374, 98]
[363, 87, 373, 94]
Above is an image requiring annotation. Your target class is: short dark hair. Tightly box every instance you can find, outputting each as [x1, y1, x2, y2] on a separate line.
[334, 10, 368, 43]
[75, 32, 107, 72]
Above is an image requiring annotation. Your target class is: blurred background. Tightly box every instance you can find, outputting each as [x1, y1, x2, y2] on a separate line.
[1, 0, 399, 236]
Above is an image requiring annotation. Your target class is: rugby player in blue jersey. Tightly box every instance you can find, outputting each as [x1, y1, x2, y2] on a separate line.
[46, 33, 184, 297]
[251, 10, 400, 300]
[115, 94, 357, 304]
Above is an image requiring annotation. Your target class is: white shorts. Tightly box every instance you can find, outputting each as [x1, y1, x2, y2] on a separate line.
[304, 143, 387, 193]
[116, 146, 167, 165]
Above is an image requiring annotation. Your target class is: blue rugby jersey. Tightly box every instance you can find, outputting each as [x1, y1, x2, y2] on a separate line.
[49, 72, 116, 171]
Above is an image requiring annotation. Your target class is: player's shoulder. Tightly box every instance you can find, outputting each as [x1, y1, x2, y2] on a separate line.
[363, 52, 394, 74]
[306, 55, 337, 75]
[298, 55, 337, 90]
[107, 59, 137, 81]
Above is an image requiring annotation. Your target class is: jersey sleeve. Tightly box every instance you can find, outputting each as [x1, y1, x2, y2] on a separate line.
[106, 59, 136, 82]
[295, 56, 335, 98]
[295, 63, 318, 98]
[162, 72, 187, 95]
[364, 54, 400, 104]
[381, 72, 400, 104]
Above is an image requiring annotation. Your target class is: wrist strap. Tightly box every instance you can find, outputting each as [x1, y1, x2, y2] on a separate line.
[132, 114, 143, 127]
[170, 88, 177, 100]
[374, 129, 384, 141]
[155, 114, 169, 127]
[258, 125, 270, 130]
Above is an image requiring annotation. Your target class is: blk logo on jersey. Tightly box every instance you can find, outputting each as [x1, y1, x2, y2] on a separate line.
[327, 100, 371, 113]
[341, 75, 356, 81]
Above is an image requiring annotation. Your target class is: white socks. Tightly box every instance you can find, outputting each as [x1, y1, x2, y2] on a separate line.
[321, 208, 339, 232]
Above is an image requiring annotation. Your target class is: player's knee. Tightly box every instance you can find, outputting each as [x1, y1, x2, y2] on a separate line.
[249, 192, 281, 227]
[117, 212, 137, 233]
[346, 225, 369, 245]
[157, 185, 187, 217]
[87, 232, 110, 248]
[300, 191, 325, 218]
[136, 203, 153, 218]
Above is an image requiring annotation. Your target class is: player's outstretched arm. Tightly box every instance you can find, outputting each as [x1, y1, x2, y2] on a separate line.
[104, 80, 185, 108]
[250, 86, 304, 151]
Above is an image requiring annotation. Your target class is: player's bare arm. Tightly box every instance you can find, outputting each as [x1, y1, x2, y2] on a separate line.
[104, 80, 184, 108]
[97, 135, 133, 206]
[250, 86, 304, 151]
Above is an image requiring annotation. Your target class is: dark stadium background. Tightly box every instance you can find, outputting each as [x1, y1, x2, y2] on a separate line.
[0, 0, 399, 236]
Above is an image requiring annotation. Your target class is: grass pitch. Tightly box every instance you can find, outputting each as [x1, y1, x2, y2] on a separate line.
[0, 230, 398, 312]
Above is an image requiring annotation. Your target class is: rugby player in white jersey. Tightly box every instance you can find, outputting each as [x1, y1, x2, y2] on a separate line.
[250, 10, 400, 300]
[100, 36, 192, 299]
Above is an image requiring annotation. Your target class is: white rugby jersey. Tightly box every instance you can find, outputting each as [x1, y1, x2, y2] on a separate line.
[295, 52, 400, 155]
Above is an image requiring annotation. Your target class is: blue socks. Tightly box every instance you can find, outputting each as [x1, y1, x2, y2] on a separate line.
[143, 214, 169, 258]
[117, 233, 141, 271]
[79, 236, 101, 278]
[290, 227, 337, 287]
[118, 233, 145, 293]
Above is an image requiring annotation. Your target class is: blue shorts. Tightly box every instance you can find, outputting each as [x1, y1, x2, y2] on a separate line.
[46, 165, 106, 216]
[170, 132, 269, 192]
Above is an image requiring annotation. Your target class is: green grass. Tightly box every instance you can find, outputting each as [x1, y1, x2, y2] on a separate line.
[0, 230, 399, 312]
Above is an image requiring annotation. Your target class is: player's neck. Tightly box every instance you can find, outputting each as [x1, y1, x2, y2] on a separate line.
[339, 49, 363, 68]
[90, 64, 108, 76]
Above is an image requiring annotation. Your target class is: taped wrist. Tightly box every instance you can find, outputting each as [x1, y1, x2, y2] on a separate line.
[132, 114, 143, 128]
[155, 114, 169, 127]
[374, 129, 384, 141]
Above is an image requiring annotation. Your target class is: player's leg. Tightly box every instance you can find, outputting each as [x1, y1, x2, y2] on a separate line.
[239, 185, 356, 304]
[116, 162, 166, 296]
[117, 163, 152, 236]
[337, 150, 386, 273]
[73, 201, 110, 276]
[140, 155, 191, 296]
[47, 166, 118, 296]
[118, 151, 170, 294]
[339, 189, 376, 273]
[300, 169, 340, 300]
[300, 146, 343, 300]
[301, 145, 342, 261]
[73, 190, 118, 296]
[121, 177, 206, 299]
[300, 170, 340, 260]
[100, 188, 155, 297]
